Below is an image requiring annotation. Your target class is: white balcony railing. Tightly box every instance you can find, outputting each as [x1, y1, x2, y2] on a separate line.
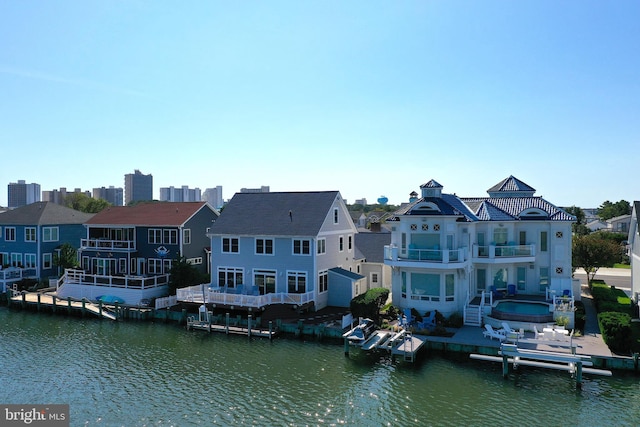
[60, 269, 169, 290]
[80, 239, 136, 251]
[383, 245, 467, 264]
[473, 244, 536, 259]
[176, 284, 314, 308]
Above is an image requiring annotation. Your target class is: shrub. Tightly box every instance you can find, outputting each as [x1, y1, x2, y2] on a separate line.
[350, 288, 390, 325]
[598, 311, 632, 354]
[574, 301, 586, 332]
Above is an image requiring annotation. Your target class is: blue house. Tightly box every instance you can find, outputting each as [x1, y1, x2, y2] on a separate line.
[56, 201, 219, 305]
[177, 191, 363, 311]
[0, 202, 94, 291]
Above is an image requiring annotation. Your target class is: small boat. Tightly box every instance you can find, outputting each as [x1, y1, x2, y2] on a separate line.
[343, 318, 376, 343]
[97, 295, 125, 304]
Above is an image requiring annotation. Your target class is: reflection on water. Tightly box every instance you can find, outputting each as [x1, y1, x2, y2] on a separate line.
[1, 307, 639, 426]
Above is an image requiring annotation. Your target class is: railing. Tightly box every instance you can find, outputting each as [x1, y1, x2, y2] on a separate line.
[473, 244, 536, 259]
[61, 269, 169, 290]
[384, 245, 467, 264]
[176, 284, 315, 308]
[80, 239, 136, 250]
[0, 267, 37, 281]
[155, 295, 178, 310]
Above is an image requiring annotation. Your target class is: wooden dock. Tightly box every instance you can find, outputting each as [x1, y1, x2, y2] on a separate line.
[186, 311, 277, 339]
[10, 291, 117, 320]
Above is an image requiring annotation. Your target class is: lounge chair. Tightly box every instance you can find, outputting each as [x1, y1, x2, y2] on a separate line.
[501, 322, 524, 339]
[483, 324, 506, 341]
[533, 325, 544, 339]
[403, 308, 416, 327]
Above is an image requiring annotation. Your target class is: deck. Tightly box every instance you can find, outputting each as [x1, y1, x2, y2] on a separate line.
[10, 291, 117, 320]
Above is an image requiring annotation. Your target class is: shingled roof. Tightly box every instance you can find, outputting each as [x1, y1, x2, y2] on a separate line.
[85, 202, 215, 226]
[0, 202, 94, 225]
[208, 191, 341, 236]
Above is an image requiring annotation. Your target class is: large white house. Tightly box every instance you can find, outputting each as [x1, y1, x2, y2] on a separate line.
[384, 176, 576, 321]
[629, 201, 640, 304]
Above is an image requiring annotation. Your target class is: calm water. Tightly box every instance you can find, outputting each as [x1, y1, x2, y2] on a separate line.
[1, 307, 639, 427]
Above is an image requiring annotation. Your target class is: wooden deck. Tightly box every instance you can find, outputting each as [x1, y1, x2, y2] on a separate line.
[10, 291, 117, 320]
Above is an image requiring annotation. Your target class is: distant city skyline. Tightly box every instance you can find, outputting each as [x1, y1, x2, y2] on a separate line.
[1, 2, 637, 209]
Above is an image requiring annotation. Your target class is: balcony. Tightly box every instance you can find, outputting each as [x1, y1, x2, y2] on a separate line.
[472, 243, 536, 263]
[177, 284, 315, 309]
[81, 238, 136, 251]
[383, 245, 468, 269]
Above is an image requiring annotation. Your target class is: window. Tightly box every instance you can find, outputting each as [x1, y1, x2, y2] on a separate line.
[540, 231, 548, 252]
[148, 259, 163, 274]
[183, 229, 191, 245]
[477, 268, 486, 291]
[254, 269, 276, 295]
[25, 227, 36, 242]
[10, 253, 22, 267]
[164, 229, 178, 245]
[317, 238, 326, 255]
[149, 229, 162, 244]
[119, 259, 127, 274]
[293, 239, 310, 255]
[186, 257, 203, 265]
[43, 253, 52, 269]
[517, 267, 526, 291]
[222, 237, 239, 253]
[319, 270, 328, 293]
[401, 271, 407, 298]
[339, 236, 344, 252]
[42, 227, 58, 242]
[25, 254, 36, 269]
[493, 227, 507, 245]
[410, 273, 440, 301]
[370, 272, 378, 285]
[256, 238, 274, 255]
[348, 235, 352, 251]
[288, 271, 306, 293]
[5, 227, 16, 242]
[218, 267, 243, 288]
[539, 267, 549, 292]
[519, 231, 526, 246]
[445, 274, 455, 302]
[163, 259, 172, 273]
[333, 208, 339, 224]
[493, 268, 508, 289]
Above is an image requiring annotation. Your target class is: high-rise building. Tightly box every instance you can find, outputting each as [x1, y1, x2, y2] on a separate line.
[202, 186, 224, 209]
[93, 186, 124, 206]
[42, 187, 91, 205]
[240, 186, 270, 193]
[159, 186, 201, 202]
[124, 170, 153, 205]
[8, 180, 41, 208]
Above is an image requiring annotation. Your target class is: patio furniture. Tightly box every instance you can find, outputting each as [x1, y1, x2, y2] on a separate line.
[483, 324, 506, 341]
[507, 284, 517, 297]
[501, 322, 524, 339]
[417, 311, 436, 330]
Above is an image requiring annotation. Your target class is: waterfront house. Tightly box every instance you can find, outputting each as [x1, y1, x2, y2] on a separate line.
[0, 202, 94, 291]
[56, 201, 219, 305]
[383, 176, 576, 324]
[354, 231, 392, 293]
[629, 201, 640, 305]
[180, 191, 361, 311]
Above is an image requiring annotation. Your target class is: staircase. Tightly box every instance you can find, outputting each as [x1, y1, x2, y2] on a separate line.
[464, 305, 482, 326]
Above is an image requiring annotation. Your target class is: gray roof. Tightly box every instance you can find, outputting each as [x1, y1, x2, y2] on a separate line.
[420, 179, 443, 189]
[329, 267, 364, 280]
[487, 175, 536, 196]
[0, 202, 95, 225]
[354, 232, 391, 263]
[209, 191, 341, 236]
[461, 197, 575, 221]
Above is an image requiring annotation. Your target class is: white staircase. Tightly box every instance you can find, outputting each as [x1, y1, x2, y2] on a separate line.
[464, 305, 482, 326]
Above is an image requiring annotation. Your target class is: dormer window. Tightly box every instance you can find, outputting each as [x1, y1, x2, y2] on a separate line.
[519, 208, 549, 220]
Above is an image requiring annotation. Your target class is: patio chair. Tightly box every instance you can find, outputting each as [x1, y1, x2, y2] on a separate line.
[533, 325, 544, 339]
[483, 324, 506, 341]
[491, 286, 502, 300]
[507, 284, 517, 297]
[417, 311, 436, 330]
[562, 289, 572, 297]
[501, 322, 524, 339]
[403, 308, 416, 326]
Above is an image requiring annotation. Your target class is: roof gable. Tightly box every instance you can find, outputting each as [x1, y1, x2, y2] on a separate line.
[208, 191, 342, 236]
[487, 175, 536, 197]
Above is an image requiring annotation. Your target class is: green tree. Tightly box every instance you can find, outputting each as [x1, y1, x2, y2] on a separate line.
[53, 243, 79, 274]
[597, 200, 631, 221]
[349, 288, 389, 325]
[572, 235, 625, 287]
[64, 193, 111, 213]
[168, 254, 209, 295]
[564, 206, 590, 236]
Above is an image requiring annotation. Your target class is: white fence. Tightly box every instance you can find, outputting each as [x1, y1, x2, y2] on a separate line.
[155, 295, 178, 310]
[176, 284, 314, 308]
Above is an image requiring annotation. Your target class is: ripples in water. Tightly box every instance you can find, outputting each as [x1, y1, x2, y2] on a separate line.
[2, 308, 640, 426]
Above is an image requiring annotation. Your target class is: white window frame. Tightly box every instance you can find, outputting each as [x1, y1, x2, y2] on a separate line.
[43, 253, 52, 269]
[222, 237, 240, 254]
[339, 236, 344, 252]
[183, 229, 191, 245]
[287, 271, 307, 294]
[25, 227, 36, 242]
[319, 270, 328, 293]
[218, 267, 243, 288]
[148, 229, 162, 244]
[164, 229, 178, 245]
[42, 227, 59, 242]
[25, 253, 37, 269]
[293, 239, 311, 255]
[5, 227, 16, 242]
[255, 238, 274, 255]
[333, 207, 339, 224]
[317, 238, 326, 255]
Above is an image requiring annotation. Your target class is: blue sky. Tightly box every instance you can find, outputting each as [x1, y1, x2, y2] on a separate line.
[1, 1, 638, 209]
